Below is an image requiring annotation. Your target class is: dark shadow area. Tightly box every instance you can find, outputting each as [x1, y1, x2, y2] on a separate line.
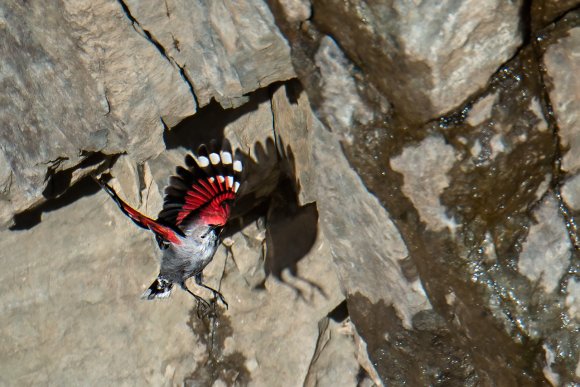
[164, 92, 268, 152]
[10, 153, 118, 231]
[11, 174, 103, 230]
[282, 78, 303, 105]
[185, 311, 250, 386]
[328, 299, 349, 323]
[222, 137, 323, 298]
[42, 152, 111, 199]
[519, 0, 533, 46]
[356, 367, 372, 386]
[225, 137, 280, 224]
[263, 177, 320, 297]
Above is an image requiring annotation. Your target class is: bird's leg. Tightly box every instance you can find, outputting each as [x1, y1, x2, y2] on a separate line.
[195, 273, 228, 309]
[180, 282, 211, 317]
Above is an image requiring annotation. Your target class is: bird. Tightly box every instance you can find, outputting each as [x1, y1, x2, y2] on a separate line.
[95, 140, 242, 310]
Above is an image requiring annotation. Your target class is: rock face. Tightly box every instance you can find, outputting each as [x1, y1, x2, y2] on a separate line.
[1, 1, 579, 386]
[271, 1, 580, 385]
[287, 0, 523, 123]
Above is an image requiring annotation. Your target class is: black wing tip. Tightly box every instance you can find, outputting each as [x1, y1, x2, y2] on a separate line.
[92, 174, 118, 198]
[91, 173, 106, 187]
[141, 278, 173, 300]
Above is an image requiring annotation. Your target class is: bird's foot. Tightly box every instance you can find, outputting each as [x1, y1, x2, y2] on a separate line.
[194, 274, 228, 310]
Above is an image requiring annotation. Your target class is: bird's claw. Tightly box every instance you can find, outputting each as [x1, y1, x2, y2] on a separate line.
[211, 290, 228, 310]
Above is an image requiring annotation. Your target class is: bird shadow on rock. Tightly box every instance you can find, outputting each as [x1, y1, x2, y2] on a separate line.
[160, 85, 324, 301]
[11, 87, 323, 302]
[226, 138, 325, 301]
[9, 152, 116, 230]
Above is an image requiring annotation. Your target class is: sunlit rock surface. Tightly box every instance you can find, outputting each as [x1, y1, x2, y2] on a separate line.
[1, 0, 579, 385]
[121, 0, 295, 109]
[277, 0, 524, 123]
[0, 0, 196, 227]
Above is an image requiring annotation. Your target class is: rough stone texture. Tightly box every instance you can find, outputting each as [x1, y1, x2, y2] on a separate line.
[2, 0, 580, 386]
[0, 0, 196, 228]
[518, 194, 572, 292]
[277, 0, 312, 23]
[303, 317, 360, 387]
[181, 215, 344, 386]
[314, 125, 432, 329]
[0, 190, 200, 385]
[123, 0, 295, 109]
[544, 26, 580, 173]
[314, 37, 376, 139]
[390, 136, 457, 233]
[310, 0, 523, 123]
[0, 0, 295, 230]
[272, 1, 580, 385]
[563, 174, 580, 211]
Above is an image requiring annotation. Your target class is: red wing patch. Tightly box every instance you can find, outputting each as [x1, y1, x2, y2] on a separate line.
[157, 140, 243, 227]
[180, 178, 236, 225]
[96, 178, 182, 245]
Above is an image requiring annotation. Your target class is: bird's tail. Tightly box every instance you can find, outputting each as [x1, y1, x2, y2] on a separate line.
[141, 277, 173, 300]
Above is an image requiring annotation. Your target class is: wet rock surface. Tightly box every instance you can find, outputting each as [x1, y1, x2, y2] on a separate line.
[1, 1, 579, 386]
[272, 1, 580, 385]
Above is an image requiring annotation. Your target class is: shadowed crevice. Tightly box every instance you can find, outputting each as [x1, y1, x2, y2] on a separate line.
[163, 91, 269, 152]
[328, 299, 349, 322]
[10, 152, 119, 231]
[42, 151, 110, 199]
[116, 0, 199, 108]
[12, 175, 102, 231]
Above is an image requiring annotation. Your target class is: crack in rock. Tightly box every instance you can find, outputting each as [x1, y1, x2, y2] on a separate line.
[116, 0, 199, 109]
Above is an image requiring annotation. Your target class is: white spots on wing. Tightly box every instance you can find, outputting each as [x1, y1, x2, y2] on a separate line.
[208, 177, 215, 183]
[226, 176, 234, 188]
[233, 160, 242, 172]
[217, 175, 225, 183]
[220, 151, 233, 164]
[197, 156, 210, 167]
[234, 181, 240, 192]
[209, 153, 220, 165]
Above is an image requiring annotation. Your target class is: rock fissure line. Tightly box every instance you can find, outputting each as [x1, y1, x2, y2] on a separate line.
[116, 0, 199, 110]
[530, 26, 580, 252]
[177, 65, 200, 110]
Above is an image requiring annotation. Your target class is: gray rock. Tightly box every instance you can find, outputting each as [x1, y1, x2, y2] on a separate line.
[277, 0, 311, 23]
[192, 221, 344, 386]
[272, 1, 580, 384]
[311, 0, 523, 122]
[3, 0, 580, 385]
[0, 188, 201, 385]
[518, 194, 572, 293]
[122, 0, 295, 109]
[314, 126, 434, 323]
[544, 27, 580, 173]
[272, 83, 431, 330]
[0, 0, 196, 228]
[314, 37, 375, 138]
[303, 317, 360, 387]
[270, 82, 317, 204]
[390, 136, 457, 233]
